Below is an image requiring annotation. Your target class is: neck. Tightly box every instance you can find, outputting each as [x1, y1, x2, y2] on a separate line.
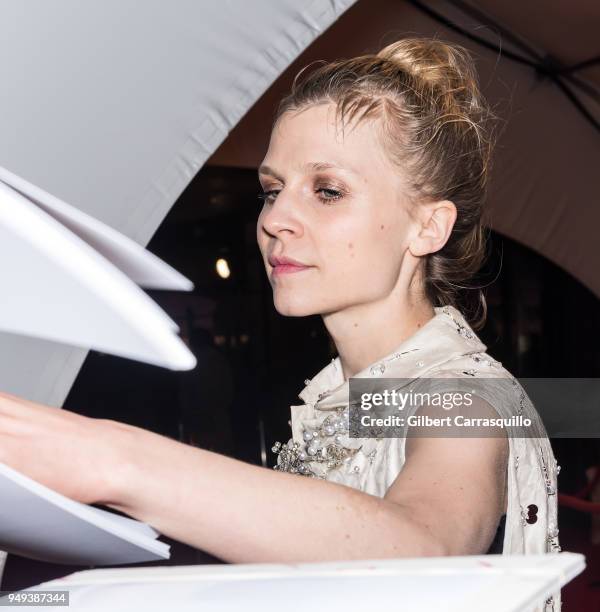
[322, 296, 435, 380]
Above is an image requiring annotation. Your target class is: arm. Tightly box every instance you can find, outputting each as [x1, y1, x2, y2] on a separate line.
[105, 395, 508, 562]
[104, 426, 446, 563]
[0, 391, 507, 563]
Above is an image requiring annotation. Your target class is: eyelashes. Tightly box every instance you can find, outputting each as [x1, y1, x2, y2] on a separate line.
[257, 187, 344, 206]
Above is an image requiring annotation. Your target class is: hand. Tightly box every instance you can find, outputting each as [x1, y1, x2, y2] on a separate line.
[0, 391, 134, 506]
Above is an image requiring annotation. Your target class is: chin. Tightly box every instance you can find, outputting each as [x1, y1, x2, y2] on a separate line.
[272, 294, 321, 317]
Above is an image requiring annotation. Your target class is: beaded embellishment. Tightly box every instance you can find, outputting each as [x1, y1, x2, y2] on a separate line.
[540, 446, 556, 496]
[272, 347, 423, 479]
[442, 305, 475, 340]
[470, 352, 501, 368]
[272, 408, 360, 478]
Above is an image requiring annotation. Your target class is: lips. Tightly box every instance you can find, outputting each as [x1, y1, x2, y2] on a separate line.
[268, 254, 310, 268]
[268, 254, 312, 276]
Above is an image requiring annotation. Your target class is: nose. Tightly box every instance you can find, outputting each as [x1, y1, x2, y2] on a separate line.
[259, 189, 304, 239]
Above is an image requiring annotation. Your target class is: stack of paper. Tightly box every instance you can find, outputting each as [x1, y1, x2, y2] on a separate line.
[0, 462, 169, 565]
[0, 165, 196, 370]
[23, 552, 585, 611]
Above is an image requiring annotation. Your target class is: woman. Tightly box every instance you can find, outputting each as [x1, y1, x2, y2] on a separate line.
[0, 37, 560, 610]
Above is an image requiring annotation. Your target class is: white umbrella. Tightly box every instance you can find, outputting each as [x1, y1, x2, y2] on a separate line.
[0, 0, 353, 404]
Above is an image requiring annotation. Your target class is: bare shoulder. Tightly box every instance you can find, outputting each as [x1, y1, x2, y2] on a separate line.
[383, 394, 509, 555]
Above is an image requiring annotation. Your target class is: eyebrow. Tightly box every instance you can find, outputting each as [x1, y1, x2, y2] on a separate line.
[258, 161, 357, 180]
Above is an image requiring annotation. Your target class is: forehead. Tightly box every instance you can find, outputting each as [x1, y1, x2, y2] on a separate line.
[261, 103, 393, 178]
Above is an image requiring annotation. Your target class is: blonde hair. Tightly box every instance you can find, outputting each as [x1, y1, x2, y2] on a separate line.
[273, 36, 500, 330]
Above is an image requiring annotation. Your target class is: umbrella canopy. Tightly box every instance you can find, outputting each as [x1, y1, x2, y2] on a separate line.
[0, 0, 355, 404]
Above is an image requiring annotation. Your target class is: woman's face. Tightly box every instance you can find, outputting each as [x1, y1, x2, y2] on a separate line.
[256, 102, 420, 318]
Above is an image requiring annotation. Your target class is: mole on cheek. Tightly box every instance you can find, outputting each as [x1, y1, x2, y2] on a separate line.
[380, 224, 385, 230]
[348, 242, 354, 258]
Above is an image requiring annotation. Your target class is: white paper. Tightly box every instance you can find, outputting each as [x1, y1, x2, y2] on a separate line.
[29, 552, 584, 612]
[0, 165, 193, 292]
[0, 180, 196, 370]
[0, 462, 170, 565]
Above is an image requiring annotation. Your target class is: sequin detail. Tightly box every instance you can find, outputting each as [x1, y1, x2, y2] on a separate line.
[272, 408, 360, 478]
[540, 446, 556, 496]
[470, 352, 502, 368]
[547, 525, 561, 552]
[442, 306, 475, 339]
[368, 349, 420, 377]
[510, 378, 525, 417]
[370, 363, 386, 376]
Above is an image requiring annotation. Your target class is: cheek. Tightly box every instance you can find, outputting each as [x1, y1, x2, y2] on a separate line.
[325, 215, 408, 295]
[324, 215, 396, 266]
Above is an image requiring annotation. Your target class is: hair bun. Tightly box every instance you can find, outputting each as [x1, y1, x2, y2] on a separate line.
[377, 37, 482, 111]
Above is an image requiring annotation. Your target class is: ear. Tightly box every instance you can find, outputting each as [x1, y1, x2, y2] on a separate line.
[408, 200, 457, 257]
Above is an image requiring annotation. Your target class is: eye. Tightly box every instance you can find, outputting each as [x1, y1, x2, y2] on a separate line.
[257, 187, 344, 205]
[316, 188, 344, 203]
[257, 190, 278, 204]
